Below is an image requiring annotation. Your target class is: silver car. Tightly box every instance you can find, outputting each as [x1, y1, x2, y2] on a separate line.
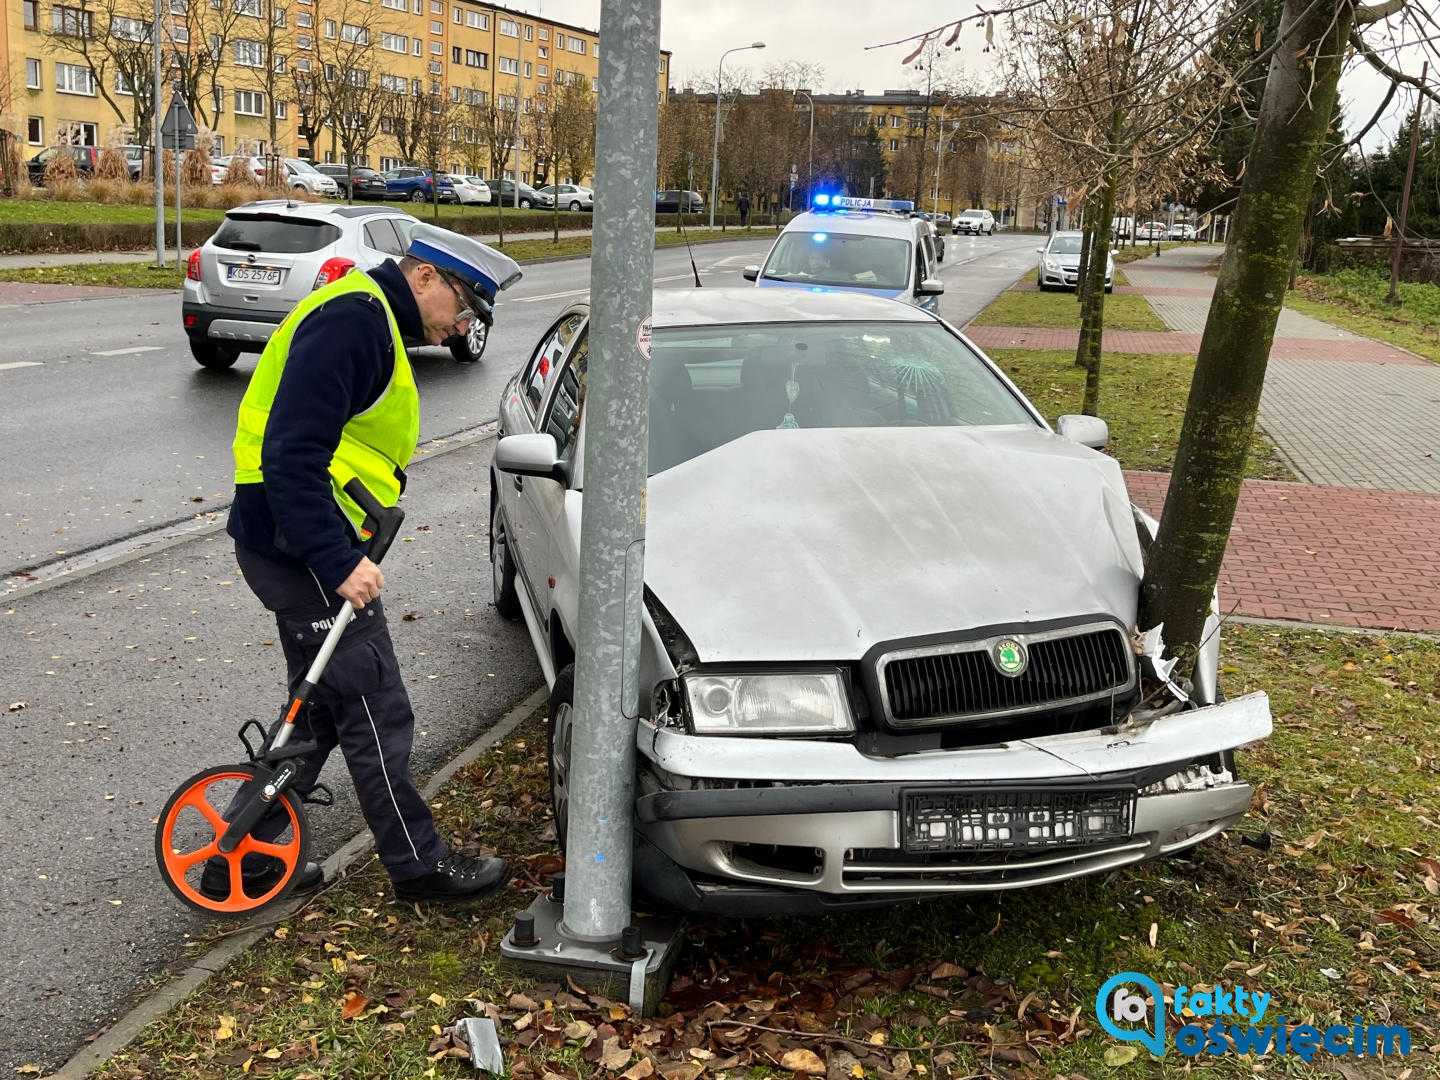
[182, 201, 422, 369]
[537, 183, 594, 212]
[1038, 230, 1114, 293]
[488, 288, 1272, 916]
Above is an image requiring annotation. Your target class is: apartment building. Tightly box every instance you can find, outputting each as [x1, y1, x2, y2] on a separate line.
[6, 0, 670, 185]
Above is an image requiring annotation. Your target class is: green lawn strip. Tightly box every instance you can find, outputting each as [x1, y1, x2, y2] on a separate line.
[1113, 240, 1189, 264]
[987, 347, 1294, 479]
[0, 198, 228, 225]
[972, 287, 1165, 331]
[1291, 270, 1440, 365]
[91, 624, 1440, 1080]
[0, 230, 776, 291]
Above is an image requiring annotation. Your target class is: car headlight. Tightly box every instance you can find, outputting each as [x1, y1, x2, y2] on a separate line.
[683, 671, 854, 735]
[1043, 258, 1058, 270]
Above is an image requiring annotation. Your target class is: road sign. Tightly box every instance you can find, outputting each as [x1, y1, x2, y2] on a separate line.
[160, 93, 198, 150]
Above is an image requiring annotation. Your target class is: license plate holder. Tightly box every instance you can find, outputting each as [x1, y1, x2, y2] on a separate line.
[901, 785, 1135, 853]
[226, 265, 283, 285]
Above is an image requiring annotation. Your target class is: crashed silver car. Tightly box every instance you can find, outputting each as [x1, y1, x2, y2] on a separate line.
[488, 288, 1271, 915]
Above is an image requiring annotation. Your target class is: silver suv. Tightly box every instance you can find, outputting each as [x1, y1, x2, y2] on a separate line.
[488, 287, 1272, 916]
[182, 201, 419, 369]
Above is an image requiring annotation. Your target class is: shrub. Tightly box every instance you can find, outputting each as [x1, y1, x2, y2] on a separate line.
[224, 156, 258, 186]
[43, 148, 79, 186]
[94, 146, 129, 181]
[182, 147, 212, 187]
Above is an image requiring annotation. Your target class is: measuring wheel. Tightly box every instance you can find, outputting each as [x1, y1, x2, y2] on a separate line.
[155, 763, 310, 915]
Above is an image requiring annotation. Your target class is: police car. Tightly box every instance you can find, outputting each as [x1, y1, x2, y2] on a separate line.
[742, 195, 945, 312]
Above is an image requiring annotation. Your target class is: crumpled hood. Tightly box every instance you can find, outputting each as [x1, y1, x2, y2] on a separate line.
[645, 427, 1145, 663]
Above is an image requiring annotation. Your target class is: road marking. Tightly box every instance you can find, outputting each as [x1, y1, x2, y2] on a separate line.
[0, 361, 43, 371]
[91, 345, 165, 357]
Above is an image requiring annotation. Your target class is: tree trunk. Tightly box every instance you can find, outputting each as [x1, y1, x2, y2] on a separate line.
[1138, 0, 1353, 661]
[1076, 218, 1094, 307]
[1078, 175, 1117, 412]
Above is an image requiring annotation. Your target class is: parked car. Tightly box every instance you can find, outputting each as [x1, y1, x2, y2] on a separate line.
[119, 144, 146, 180]
[933, 211, 952, 230]
[1135, 221, 1168, 241]
[537, 183, 594, 211]
[656, 189, 704, 214]
[210, 155, 269, 185]
[488, 286, 1272, 915]
[445, 174, 493, 205]
[315, 164, 389, 200]
[381, 167, 458, 203]
[1166, 223, 1198, 241]
[484, 178, 549, 209]
[27, 145, 99, 185]
[179, 201, 490, 369]
[952, 208, 996, 235]
[1037, 230, 1114, 293]
[282, 157, 339, 197]
[914, 213, 945, 262]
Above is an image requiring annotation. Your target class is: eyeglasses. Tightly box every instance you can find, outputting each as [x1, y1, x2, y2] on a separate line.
[438, 270, 476, 330]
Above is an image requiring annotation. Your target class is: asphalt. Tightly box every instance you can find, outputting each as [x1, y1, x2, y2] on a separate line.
[0, 230, 1038, 1073]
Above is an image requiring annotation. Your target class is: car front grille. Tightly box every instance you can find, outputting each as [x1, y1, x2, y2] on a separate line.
[877, 623, 1134, 728]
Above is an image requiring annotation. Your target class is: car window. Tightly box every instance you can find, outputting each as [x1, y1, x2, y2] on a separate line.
[645, 322, 1036, 474]
[363, 219, 405, 256]
[1047, 235, 1084, 255]
[542, 329, 589, 459]
[211, 214, 342, 253]
[762, 233, 911, 291]
[914, 238, 930, 290]
[521, 312, 585, 418]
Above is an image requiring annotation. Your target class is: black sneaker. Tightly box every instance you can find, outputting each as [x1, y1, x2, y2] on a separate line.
[199, 855, 325, 902]
[393, 853, 509, 904]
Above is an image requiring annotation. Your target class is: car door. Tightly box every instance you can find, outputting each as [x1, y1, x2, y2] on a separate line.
[499, 311, 586, 613]
[912, 233, 938, 313]
[528, 321, 589, 613]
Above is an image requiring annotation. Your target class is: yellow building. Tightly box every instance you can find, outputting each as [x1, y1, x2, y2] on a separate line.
[6, 0, 669, 185]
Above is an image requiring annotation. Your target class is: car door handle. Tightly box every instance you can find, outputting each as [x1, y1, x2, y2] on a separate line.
[513, 475, 524, 492]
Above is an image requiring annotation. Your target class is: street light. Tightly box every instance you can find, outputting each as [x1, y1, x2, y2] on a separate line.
[793, 89, 814, 208]
[708, 41, 765, 228]
[931, 101, 957, 216]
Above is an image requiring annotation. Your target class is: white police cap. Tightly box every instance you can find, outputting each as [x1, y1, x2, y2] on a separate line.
[406, 222, 523, 302]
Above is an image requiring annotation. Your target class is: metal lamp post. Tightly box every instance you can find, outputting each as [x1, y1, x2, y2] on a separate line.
[930, 102, 955, 216]
[707, 41, 764, 228]
[793, 89, 813, 206]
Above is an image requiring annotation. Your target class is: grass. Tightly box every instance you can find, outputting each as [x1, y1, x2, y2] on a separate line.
[971, 283, 1166, 331]
[1291, 267, 1440, 365]
[87, 623, 1440, 1080]
[0, 197, 228, 225]
[988, 348, 1295, 479]
[0, 229, 777, 291]
[1113, 240, 1189, 263]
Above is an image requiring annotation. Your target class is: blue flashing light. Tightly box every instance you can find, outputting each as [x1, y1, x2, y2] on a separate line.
[813, 193, 832, 207]
[812, 232, 828, 243]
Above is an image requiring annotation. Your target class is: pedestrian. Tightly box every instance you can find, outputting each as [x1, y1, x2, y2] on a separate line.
[737, 191, 751, 227]
[211, 223, 521, 907]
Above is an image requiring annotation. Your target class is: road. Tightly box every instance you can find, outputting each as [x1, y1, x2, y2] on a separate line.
[0, 231, 1037, 1072]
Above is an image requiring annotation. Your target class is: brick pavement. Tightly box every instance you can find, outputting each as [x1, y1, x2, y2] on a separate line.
[1125, 472, 1440, 632]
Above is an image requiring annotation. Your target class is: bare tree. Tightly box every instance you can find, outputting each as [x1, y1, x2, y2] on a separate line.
[236, 0, 294, 162]
[313, 0, 394, 196]
[657, 88, 710, 191]
[472, 78, 520, 242]
[555, 80, 596, 188]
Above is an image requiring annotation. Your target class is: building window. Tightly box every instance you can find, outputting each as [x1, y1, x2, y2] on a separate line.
[467, 49, 486, 67]
[23, 0, 39, 30]
[524, 23, 533, 40]
[430, 0, 442, 10]
[537, 81, 547, 95]
[381, 156, 404, 170]
[273, 53, 286, 72]
[323, 18, 336, 36]
[427, 60, 441, 74]
[889, 138, 899, 151]
[234, 0, 261, 15]
[536, 63, 547, 78]
[235, 90, 265, 115]
[890, 115, 901, 127]
[570, 38, 586, 54]
[170, 22, 189, 41]
[539, 27, 548, 40]
[27, 117, 43, 144]
[556, 32, 565, 47]
[25, 58, 41, 89]
[380, 73, 405, 91]
[55, 63, 96, 96]
[296, 33, 312, 47]
[499, 17, 518, 36]
[297, 11, 311, 26]
[523, 61, 531, 77]
[591, 76, 597, 90]
[275, 100, 287, 118]
[451, 45, 460, 62]
[466, 10, 486, 28]
[499, 56, 518, 75]
[537, 45, 548, 58]
[382, 31, 407, 51]
[271, 7, 285, 26]
[452, 6, 460, 21]
[111, 16, 150, 41]
[381, 0, 405, 9]
[212, 86, 224, 113]
[429, 40, 441, 54]
[340, 23, 367, 43]
[411, 0, 421, 13]
[429, 18, 441, 33]
[449, 85, 460, 101]
[213, 135, 224, 154]
[296, 57, 310, 71]
[466, 88, 485, 104]
[233, 39, 264, 66]
[412, 38, 421, 55]
[411, 78, 422, 94]
[115, 69, 135, 94]
[52, 5, 93, 37]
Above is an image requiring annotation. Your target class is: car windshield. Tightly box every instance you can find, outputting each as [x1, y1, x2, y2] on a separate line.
[466, 176, 486, 186]
[645, 321, 1035, 474]
[1047, 235, 1084, 255]
[761, 232, 911, 291]
[960, 211, 984, 219]
[286, 158, 320, 174]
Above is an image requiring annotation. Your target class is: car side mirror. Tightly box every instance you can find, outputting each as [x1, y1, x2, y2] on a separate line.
[916, 278, 945, 297]
[1057, 414, 1110, 449]
[1036, 247, 1045, 253]
[742, 265, 760, 282]
[494, 433, 568, 484]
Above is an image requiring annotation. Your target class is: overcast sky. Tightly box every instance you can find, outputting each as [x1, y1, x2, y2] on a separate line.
[509, 0, 1430, 154]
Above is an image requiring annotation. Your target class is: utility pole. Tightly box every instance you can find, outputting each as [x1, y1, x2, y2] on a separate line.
[793, 89, 814, 205]
[708, 41, 765, 228]
[152, 0, 164, 266]
[500, 0, 680, 1011]
[1387, 60, 1427, 305]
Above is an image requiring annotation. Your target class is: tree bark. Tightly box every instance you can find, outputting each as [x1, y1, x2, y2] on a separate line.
[1138, 0, 1354, 660]
[1076, 218, 1094, 308]
[1074, 109, 1122, 397]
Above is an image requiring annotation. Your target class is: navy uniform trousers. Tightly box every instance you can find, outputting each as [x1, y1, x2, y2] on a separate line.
[235, 543, 446, 882]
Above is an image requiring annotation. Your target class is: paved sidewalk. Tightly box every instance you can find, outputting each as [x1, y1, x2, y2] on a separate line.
[1126, 472, 1440, 632]
[966, 325, 1425, 364]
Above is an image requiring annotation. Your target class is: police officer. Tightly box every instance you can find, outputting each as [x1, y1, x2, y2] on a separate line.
[201, 224, 521, 906]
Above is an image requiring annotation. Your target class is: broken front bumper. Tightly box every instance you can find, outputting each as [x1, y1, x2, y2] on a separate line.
[635, 693, 1270, 906]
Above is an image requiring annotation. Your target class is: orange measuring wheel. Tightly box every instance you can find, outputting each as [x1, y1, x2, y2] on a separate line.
[155, 764, 309, 915]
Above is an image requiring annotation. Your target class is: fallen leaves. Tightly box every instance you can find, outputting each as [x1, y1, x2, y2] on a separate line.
[780, 1048, 827, 1075]
[340, 991, 367, 1020]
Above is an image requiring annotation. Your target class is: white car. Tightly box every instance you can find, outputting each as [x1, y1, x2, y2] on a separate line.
[1166, 223, 1198, 241]
[283, 157, 340, 197]
[1134, 221, 1168, 241]
[446, 174, 493, 205]
[210, 155, 267, 185]
[1038, 230, 1114, 293]
[538, 183, 594, 212]
[953, 208, 996, 236]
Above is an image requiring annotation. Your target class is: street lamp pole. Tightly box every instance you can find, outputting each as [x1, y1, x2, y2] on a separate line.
[708, 41, 764, 228]
[794, 89, 814, 205]
[151, 0, 164, 266]
[931, 102, 955, 215]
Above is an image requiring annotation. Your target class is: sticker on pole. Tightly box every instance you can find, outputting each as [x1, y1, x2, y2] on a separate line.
[636, 316, 652, 361]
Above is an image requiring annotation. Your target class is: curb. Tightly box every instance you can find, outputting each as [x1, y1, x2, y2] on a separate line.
[50, 683, 549, 1080]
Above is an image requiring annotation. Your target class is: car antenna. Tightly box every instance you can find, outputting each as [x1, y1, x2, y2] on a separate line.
[676, 211, 702, 288]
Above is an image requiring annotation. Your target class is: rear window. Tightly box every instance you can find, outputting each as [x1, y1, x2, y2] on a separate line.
[212, 214, 341, 254]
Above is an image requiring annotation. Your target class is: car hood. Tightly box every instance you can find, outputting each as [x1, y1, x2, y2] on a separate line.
[645, 426, 1145, 663]
[755, 278, 909, 302]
